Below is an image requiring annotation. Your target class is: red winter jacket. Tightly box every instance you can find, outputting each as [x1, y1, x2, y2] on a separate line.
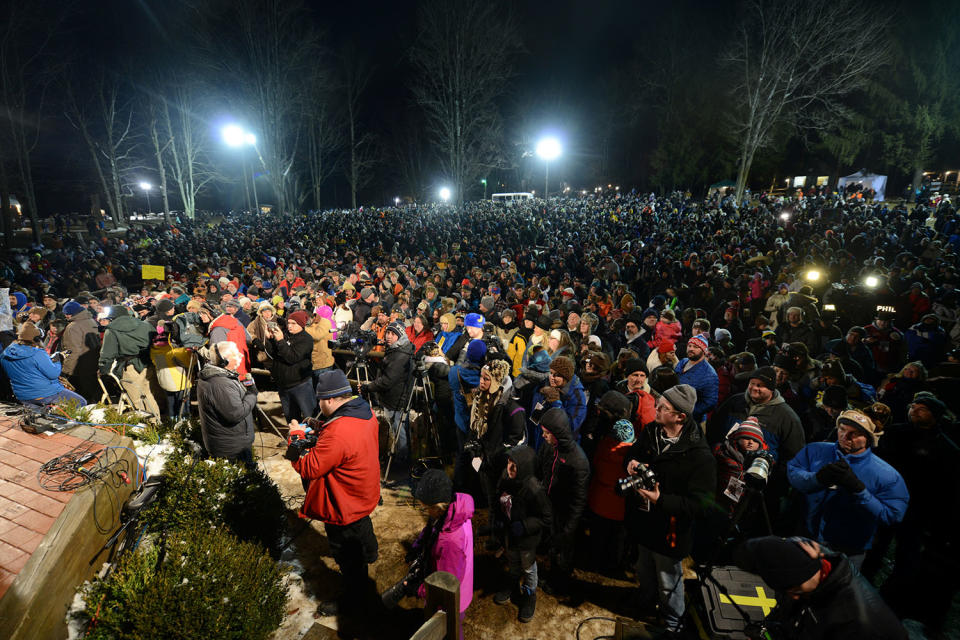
[293, 397, 381, 526]
[588, 435, 633, 521]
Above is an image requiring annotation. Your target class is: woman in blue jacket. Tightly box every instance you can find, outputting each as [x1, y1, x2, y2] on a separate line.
[0, 323, 88, 406]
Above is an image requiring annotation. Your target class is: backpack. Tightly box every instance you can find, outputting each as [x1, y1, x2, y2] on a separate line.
[170, 312, 207, 350]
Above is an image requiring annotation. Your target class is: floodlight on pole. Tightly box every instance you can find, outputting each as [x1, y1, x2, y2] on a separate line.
[536, 136, 562, 199]
[221, 124, 261, 213]
[139, 182, 152, 214]
[221, 124, 246, 147]
[439, 187, 452, 202]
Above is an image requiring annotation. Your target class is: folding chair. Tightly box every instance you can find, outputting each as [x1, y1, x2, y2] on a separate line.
[97, 371, 135, 412]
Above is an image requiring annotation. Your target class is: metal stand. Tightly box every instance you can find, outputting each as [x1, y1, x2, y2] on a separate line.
[382, 366, 440, 482]
[346, 357, 372, 388]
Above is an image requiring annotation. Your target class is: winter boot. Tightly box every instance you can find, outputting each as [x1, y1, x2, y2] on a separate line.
[493, 584, 513, 605]
[518, 586, 537, 623]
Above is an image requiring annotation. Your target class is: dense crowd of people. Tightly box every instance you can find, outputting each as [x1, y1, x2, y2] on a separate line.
[2, 189, 959, 637]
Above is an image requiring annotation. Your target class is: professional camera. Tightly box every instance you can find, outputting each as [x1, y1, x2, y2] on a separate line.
[743, 450, 775, 489]
[333, 323, 378, 359]
[381, 555, 426, 609]
[287, 427, 319, 458]
[616, 463, 657, 495]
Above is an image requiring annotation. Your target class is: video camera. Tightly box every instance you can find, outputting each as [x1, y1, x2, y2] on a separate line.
[381, 554, 426, 609]
[616, 463, 657, 495]
[333, 323, 378, 360]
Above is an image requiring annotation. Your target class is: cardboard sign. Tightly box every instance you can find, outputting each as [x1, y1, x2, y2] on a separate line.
[141, 265, 165, 280]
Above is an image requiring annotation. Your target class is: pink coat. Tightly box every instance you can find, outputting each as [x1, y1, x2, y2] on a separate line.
[416, 492, 474, 613]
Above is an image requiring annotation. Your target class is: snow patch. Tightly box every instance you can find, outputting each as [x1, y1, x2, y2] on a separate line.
[65, 586, 89, 640]
[135, 439, 175, 480]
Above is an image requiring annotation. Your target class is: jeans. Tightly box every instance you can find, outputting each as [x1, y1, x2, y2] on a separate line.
[31, 388, 88, 407]
[279, 379, 316, 422]
[165, 389, 187, 419]
[384, 408, 409, 462]
[636, 544, 685, 631]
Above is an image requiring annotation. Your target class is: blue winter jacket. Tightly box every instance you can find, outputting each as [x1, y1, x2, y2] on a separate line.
[787, 441, 909, 553]
[0, 343, 65, 401]
[530, 375, 587, 449]
[674, 358, 719, 421]
[449, 363, 481, 433]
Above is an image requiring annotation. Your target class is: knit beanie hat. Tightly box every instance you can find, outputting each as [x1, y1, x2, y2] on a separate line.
[837, 409, 881, 446]
[414, 468, 453, 505]
[662, 383, 697, 416]
[623, 358, 648, 377]
[822, 360, 845, 380]
[360, 287, 375, 300]
[464, 312, 485, 329]
[735, 536, 822, 591]
[714, 328, 732, 343]
[315, 370, 352, 399]
[689, 334, 709, 351]
[598, 390, 632, 419]
[641, 307, 659, 322]
[17, 322, 41, 343]
[480, 295, 495, 310]
[62, 300, 85, 316]
[612, 419, 635, 444]
[385, 321, 406, 340]
[535, 315, 552, 331]
[911, 391, 948, 419]
[466, 339, 487, 364]
[749, 366, 777, 390]
[288, 310, 309, 328]
[727, 416, 766, 446]
[821, 385, 848, 411]
[482, 359, 510, 393]
[156, 299, 175, 314]
[549, 355, 575, 382]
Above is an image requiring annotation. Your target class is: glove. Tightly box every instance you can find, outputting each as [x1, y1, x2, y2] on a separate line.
[287, 427, 306, 446]
[836, 467, 866, 493]
[284, 443, 304, 462]
[510, 520, 526, 538]
[541, 386, 560, 403]
[815, 462, 848, 487]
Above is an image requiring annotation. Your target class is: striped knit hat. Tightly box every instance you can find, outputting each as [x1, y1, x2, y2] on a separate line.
[727, 416, 766, 447]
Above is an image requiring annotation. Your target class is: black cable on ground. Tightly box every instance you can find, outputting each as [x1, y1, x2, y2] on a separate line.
[576, 615, 618, 640]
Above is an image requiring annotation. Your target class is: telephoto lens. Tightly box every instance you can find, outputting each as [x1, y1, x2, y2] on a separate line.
[744, 450, 775, 489]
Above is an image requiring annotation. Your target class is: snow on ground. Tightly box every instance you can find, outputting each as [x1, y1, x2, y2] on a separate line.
[64, 587, 90, 640]
[135, 438, 175, 481]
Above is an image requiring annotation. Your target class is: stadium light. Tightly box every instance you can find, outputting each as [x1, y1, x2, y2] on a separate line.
[394, 197, 400, 205]
[439, 187, 451, 202]
[221, 124, 261, 213]
[139, 182, 152, 214]
[221, 124, 246, 147]
[864, 275, 879, 288]
[536, 136, 562, 198]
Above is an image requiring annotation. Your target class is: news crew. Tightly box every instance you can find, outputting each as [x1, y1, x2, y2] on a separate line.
[623, 384, 716, 635]
[286, 369, 381, 617]
[361, 321, 414, 461]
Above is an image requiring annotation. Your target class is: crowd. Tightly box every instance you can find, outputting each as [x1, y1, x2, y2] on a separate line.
[2, 189, 959, 638]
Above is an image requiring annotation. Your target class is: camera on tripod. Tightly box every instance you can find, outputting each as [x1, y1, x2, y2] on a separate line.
[742, 450, 775, 489]
[334, 324, 378, 360]
[616, 463, 657, 495]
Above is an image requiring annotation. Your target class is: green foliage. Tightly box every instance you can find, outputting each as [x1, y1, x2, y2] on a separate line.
[78, 527, 287, 640]
[55, 398, 92, 423]
[141, 451, 287, 556]
[98, 404, 151, 429]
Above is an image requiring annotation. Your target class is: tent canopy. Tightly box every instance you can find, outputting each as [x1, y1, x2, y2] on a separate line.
[838, 170, 887, 201]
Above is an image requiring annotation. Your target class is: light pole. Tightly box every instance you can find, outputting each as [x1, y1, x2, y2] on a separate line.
[222, 125, 261, 213]
[139, 182, 152, 215]
[535, 137, 562, 199]
[481, 178, 487, 200]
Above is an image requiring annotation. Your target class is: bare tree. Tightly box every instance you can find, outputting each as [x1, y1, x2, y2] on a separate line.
[157, 83, 217, 221]
[65, 72, 143, 227]
[410, 0, 521, 206]
[339, 46, 377, 209]
[188, 0, 321, 214]
[726, 0, 889, 202]
[148, 100, 173, 225]
[304, 64, 341, 210]
[0, 2, 65, 243]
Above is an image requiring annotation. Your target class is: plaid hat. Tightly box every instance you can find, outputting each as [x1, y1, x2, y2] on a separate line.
[315, 370, 353, 399]
[550, 356, 575, 382]
[464, 313, 485, 329]
[837, 409, 882, 446]
[689, 334, 709, 351]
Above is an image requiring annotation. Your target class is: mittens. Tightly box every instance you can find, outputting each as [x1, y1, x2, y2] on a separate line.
[815, 461, 847, 487]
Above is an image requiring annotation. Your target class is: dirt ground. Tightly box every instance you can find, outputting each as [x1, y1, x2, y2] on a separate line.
[252, 393, 646, 640]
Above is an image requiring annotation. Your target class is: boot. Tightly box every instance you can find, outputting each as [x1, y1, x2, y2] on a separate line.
[493, 584, 513, 605]
[518, 587, 536, 623]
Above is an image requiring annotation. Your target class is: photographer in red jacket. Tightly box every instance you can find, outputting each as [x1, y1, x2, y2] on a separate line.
[286, 369, 381, 618]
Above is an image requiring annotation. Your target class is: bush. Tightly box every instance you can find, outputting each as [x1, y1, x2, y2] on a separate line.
[55, 399, 92, 423]
[141, 451, 287, 556]
[78, 527, 287, 640]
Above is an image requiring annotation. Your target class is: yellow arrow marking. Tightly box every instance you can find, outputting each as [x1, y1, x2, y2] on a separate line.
[719, 586, 777, 616]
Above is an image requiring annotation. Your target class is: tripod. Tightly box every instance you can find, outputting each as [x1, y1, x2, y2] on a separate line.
[382, 365, 441, 482]
[346, 355, 372, 389]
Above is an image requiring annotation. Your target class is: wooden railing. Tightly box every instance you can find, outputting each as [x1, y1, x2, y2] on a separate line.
[410, 571, 461, 640]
